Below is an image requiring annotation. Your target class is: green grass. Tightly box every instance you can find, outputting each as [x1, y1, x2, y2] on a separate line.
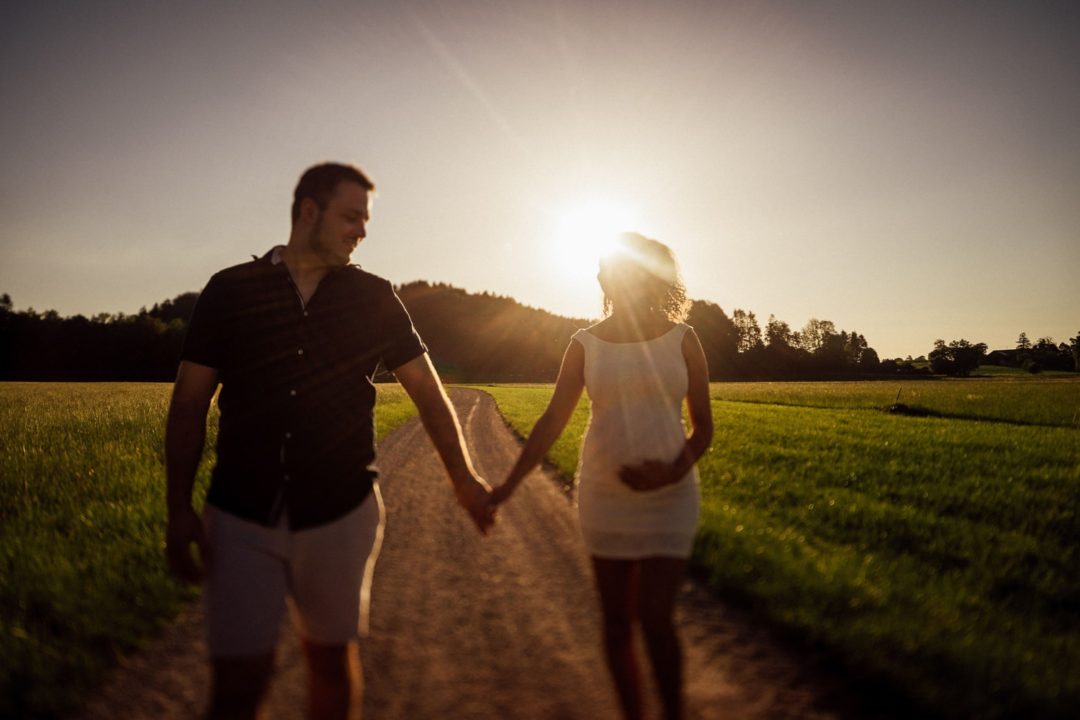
[478, 379, 1080, 719]
[708, 377, 1080, 428]
[371, 383, 418, 439]
[467, 384, 589, 492]
[974, 365, 1077, 378]
[0, 382, 415, 719]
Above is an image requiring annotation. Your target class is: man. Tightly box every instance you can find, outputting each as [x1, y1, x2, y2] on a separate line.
[165, 162, 494, 719]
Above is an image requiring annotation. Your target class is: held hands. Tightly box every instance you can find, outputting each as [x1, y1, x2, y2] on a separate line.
[619, 459, 678, 492]
[454, 474, 497, 534]
[165, 504, 209, 584]
[465, 459, 675, 525]
[489, 480, 517, 507]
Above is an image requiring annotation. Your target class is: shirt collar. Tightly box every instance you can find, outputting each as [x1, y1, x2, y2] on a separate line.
[259, 246, 361, 277]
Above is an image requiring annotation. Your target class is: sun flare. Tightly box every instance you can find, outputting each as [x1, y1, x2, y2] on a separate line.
[551, 199, 639, 269]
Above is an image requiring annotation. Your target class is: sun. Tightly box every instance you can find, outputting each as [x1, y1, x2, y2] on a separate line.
[550, 199, 639, 269]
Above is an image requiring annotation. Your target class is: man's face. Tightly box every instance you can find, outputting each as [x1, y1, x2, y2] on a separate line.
[309, 181, 371, 267]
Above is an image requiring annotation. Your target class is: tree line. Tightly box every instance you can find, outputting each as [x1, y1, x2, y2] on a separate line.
[927, 331, 1080, 377]
[1, 289, 1075, 382]
[0, 292, 195, 381]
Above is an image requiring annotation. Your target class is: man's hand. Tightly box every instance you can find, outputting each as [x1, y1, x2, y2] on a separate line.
[165, 505, 208, 584]
[393, 355, 498, 535]
[618, 460, 677, 492]
[489, 480, 516, 507]
[454, 474, 496, 534]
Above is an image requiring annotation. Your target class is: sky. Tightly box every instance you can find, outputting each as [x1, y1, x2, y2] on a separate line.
[2, 0, 1078, 359]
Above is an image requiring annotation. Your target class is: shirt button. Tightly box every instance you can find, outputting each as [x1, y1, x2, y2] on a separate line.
[297, 348, 304, 356]
[289, 389, 297, 397]
[303, 311, 309, 317]
[284, 432, 292, 440]
[283, 474, 291, 482]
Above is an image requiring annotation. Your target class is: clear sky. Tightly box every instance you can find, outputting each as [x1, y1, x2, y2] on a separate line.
[2, 0, 1077, 359]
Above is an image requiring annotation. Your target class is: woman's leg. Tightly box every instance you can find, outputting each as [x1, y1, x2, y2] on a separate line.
[592, 557, 644, 720]
[639, 557, 687, 720]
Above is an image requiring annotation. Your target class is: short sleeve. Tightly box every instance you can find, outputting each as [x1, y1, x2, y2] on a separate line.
[180, 274, 226, 369]
[378, 282, 428, 372]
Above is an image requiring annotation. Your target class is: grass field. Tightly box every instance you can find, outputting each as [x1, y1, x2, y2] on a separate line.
[0, 382, 416, 719]
[708, 377, 1080, 427]
[479, 378, 1080, 719]
[973, 365, 1078, 378]
[467, 384, 591, 492]
[3, 378, 1076, 717]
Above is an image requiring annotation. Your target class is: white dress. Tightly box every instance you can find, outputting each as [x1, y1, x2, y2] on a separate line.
[573, 323, 700, 559]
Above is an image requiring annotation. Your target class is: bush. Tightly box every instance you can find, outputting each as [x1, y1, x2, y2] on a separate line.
[929, 339, 987, 377]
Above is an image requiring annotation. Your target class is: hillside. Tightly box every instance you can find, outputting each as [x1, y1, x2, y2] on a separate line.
[396, 281, 590, 382]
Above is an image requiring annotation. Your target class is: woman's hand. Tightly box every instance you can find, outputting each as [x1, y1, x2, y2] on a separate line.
[452, 473, 497, 534]
[619, 460, 677, 491]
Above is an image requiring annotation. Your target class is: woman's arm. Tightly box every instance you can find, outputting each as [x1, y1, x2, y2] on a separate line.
[672, 327, 714, 477]
[491, 339, 586, 505]
[620, 328, 714, 490]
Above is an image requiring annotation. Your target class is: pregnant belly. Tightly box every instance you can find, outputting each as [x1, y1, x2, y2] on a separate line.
[577, 468, 700, 534]
[581, 419, 686, 473]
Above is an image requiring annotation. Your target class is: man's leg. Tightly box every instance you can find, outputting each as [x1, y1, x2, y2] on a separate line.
[203, 506, 289, 719]
[301, 639, 362, 720]
[208, 653, 276, 720]
[290, 487, 384, 720]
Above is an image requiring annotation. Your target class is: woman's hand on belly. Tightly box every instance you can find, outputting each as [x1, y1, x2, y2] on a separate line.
[618, 459, 677, 492]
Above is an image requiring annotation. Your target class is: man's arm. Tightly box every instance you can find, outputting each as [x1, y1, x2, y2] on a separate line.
[164, 360, 219, 583]
[392, 353, 494, 534]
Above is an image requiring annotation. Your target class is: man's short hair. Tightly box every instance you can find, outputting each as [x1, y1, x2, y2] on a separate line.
[291, 163, 375, 225]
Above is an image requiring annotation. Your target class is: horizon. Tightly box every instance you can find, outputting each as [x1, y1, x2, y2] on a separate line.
[2, 1, 1078, 359]
[1, 274, 1067, 360]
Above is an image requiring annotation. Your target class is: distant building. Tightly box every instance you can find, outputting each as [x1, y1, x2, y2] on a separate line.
[984, 349, 1020, 366]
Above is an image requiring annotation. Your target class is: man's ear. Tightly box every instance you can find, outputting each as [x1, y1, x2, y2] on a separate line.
[299, 197, 320, 224]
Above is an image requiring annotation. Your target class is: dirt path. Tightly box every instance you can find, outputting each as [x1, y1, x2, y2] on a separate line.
[77, 388, 861, 719]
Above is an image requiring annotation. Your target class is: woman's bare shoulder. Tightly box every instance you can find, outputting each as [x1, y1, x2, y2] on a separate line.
[572, 320, 607, 341]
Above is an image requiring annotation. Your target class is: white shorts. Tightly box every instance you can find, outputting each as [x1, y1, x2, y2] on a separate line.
[203, 484, 385, 657]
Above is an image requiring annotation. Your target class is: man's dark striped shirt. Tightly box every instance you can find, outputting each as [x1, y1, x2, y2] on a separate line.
[181, 249, 426, 530]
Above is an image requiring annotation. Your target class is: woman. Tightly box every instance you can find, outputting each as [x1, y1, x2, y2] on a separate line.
[492, 232, 713, 720]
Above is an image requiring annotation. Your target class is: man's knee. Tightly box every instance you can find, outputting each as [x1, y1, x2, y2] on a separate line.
[209, 653, 275, 718]
[302, 639, 353, 683]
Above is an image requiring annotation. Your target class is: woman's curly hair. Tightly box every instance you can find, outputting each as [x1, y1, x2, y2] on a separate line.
[601, 232, 690, 322]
